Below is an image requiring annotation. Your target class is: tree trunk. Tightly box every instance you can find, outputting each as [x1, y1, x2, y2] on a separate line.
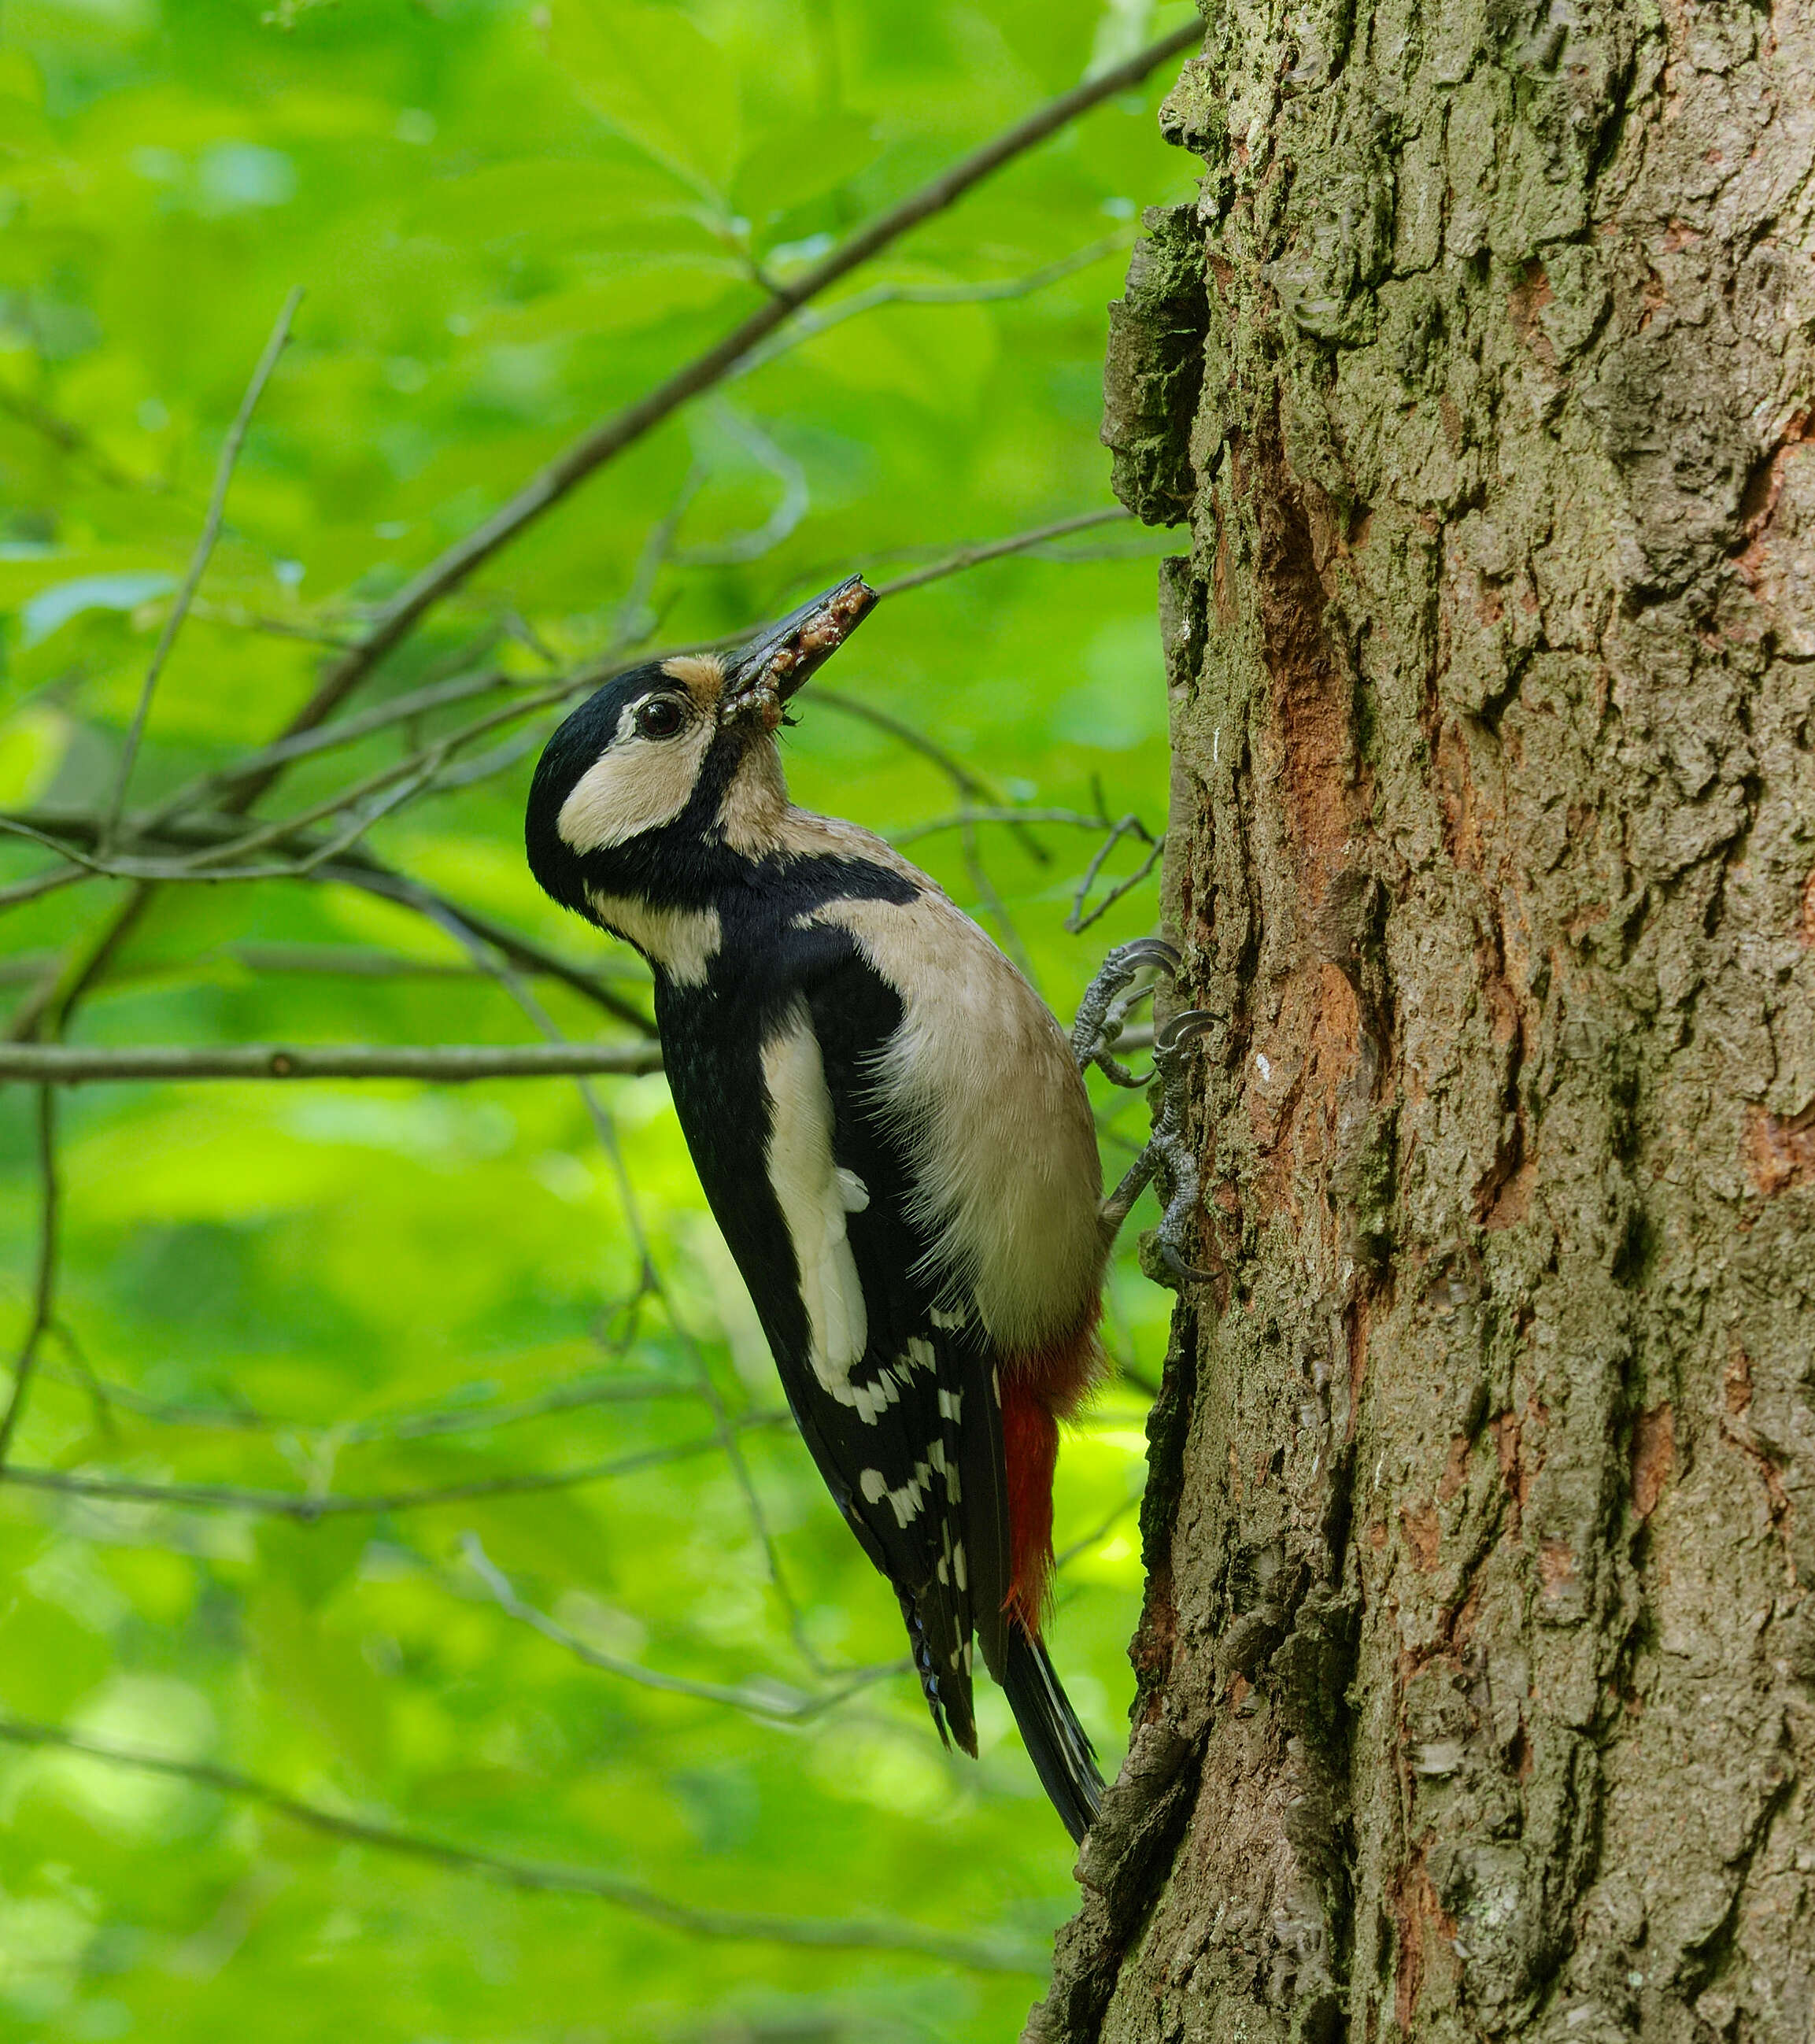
[1033, 1, 1815, 2038]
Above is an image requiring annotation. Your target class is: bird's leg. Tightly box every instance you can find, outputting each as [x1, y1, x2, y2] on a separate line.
[1074, 939, 1217, 1288]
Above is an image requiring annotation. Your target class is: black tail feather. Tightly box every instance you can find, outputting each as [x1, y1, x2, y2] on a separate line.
[898, 1589, 977, 1756]
[1003, 1623, 1104, 1844]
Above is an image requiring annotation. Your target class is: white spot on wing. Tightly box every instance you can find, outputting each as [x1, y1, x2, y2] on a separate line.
[855, 1460, 932, 1530]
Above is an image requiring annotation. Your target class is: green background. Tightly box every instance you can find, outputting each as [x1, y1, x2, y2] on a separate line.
[0, 2, 1194, 2036]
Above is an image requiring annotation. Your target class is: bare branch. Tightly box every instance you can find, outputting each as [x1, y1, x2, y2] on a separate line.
[0, 862, 91, 916]
[0, 381, 147, 491]
[1066, 815, 1166, 933]
[8, 878, 157, 1045]
[0, 1089, 57, 1473]
[185, 507, 1130, 841]
[103, 288, 304, 845]
[1053, 1491, 1144, 1575]
[726, 235, 1134, 383]
[40, 1362, 693, 1440]
[460, 1534, 911, 1723]
[2, 1418, 786, 1520]
[960, 811, 1037, 981]
[146, 664, 518, 830]
[216, 943, 539, 982]
[889, 804, 1126, 848]
[3, 812, 655, 1034]
[0, 1041, 660, 1085]
[238, 21, 1202, 768]
[811, 692, 1041, 851]
[183, 597, 359, 649]
[870, 506, 1132, 601]
[0, 1713, 1042, 1972]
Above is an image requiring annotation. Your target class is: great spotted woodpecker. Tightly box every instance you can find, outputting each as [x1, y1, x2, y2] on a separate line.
[523, 578, 1207, 1842]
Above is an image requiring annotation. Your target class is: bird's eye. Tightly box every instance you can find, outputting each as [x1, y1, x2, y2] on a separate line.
[634, 696, 686, 740]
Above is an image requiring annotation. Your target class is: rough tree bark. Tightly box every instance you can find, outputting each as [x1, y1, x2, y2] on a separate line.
[1033, 0, 1815, 2038]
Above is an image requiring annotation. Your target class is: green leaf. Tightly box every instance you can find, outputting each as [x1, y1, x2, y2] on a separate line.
[552, 1, 741, 198]
[734, 110, 879, 221]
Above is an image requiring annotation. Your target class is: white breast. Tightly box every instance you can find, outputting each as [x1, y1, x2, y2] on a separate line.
[803, 882, 1104, 1356]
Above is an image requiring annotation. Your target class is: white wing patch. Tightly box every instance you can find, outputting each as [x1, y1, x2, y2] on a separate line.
[761, 1004, 877, 1414]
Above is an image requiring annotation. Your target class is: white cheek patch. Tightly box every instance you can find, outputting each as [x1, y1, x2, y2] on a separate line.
[557, 703, 712, 852]
[761, 1005, 871, 1405]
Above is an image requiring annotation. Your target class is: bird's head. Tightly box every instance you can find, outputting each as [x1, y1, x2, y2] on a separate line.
[525, 575, 877, 919]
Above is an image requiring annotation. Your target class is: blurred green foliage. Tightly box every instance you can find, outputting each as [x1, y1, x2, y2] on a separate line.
[0, 0, 1195, 2037]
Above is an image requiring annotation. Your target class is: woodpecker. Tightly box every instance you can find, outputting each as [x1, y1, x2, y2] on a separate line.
[524, 577, 1207, 1842]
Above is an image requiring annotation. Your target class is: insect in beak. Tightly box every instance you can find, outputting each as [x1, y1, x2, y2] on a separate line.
[719, 575, 878, 731]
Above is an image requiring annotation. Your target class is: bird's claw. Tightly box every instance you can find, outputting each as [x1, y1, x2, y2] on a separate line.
[1079, 944, 1216, 1292]
[1071, 937, 1181, 1089]
[1155, 1007, 1217, 1053]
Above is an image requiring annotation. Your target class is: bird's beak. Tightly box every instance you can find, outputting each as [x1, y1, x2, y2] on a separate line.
[719, 575, 878, 729]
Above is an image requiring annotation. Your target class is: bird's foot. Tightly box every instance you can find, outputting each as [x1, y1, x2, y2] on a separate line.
[1075, 940, 1217, 1289]
[1071, 937, 1181, 1088]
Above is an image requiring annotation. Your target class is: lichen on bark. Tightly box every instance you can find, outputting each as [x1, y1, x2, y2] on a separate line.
[1037, 0, 1815, 2037]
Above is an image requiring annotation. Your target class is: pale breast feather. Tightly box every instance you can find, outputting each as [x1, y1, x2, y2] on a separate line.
[798, 887, 1105, 1357]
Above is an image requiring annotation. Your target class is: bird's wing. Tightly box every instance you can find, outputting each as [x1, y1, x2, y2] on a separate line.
[671, 940, 1003, 1752]
[796, 953, 1013, 1718]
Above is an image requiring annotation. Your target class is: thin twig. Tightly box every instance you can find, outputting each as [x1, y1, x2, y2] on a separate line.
[8, 879, 157, 1045]
[234, 21, 1202, 777]
[1066, 815, 1166, 933]
[870, 506, 1131, 601]
[2, 813, 655, 1034]
[1052, 1491, 1144, 1574]
[727, 235, 1134, 383]
[0, 1715, 1041, 1972]
[960, 811, 1035, 981]
[0, 1089, 57, 1472]
[0, 383, 146, 491]
[102, 288, 303, 847]
[461, 1534, 908, 1723]
[183, 597, 359, 649]
[0, 1041, 660, 1085]
[144, 666, 517, 833]
[811, 691, 1044, 859]
[1, 1419, 786, 1520]
[890, 804, 1126, 847]
[216, 943, 523, 981]
[39, 1362, 693, 1440]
